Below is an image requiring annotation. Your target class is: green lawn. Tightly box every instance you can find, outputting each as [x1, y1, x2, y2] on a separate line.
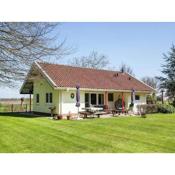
[0, 113, 175, 153]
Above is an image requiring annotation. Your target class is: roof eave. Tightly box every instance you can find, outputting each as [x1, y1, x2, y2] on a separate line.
[54, 86, 153, 93]
[20, 61, 57, 94]
[124, 72, 157, 92]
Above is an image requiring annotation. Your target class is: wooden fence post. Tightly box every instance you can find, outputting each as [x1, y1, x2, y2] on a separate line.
[11, 104, 14, 112]
[29, 94, 32, 112]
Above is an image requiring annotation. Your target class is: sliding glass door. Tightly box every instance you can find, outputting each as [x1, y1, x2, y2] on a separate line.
[85, 93, 104, 107]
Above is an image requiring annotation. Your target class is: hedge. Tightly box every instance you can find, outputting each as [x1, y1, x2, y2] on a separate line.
[136, 104, 175, 114]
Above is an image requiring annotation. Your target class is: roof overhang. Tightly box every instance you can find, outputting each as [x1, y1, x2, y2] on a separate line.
[20, 62, 56, 94]
[54, 86, 154, 94]
[20, 63, 38, 94]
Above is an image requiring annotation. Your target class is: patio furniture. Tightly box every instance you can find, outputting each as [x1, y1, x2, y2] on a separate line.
[94, 111, 108, 118]
[112, 108, 128, 116]
[79, 111, 94, 118]
[103, 105, 113, 114]
[80, 106, 105, 118]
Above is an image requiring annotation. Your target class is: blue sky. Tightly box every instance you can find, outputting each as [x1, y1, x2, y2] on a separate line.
[1, 22, 175, 98]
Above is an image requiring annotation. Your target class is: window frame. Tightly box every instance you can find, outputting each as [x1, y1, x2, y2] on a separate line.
[91, 93, 97, 105]
[46, 92, 53, 103]
[85, 93, 90, 107]
[98, 94, 104, 105]
[49, 93, 53, 103]
[36, 93, 40, 103]
[108, 93, 114, 102]
[135, 95, 140, 101]
[85, 93, 105, 107]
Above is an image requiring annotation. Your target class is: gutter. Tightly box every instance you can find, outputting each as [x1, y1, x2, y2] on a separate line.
[54, 86, 152, 93]
[125, 72, 156, 92]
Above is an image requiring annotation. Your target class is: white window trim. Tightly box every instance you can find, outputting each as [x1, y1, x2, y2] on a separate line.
[36, 93, 40, 104]
[135, 95, 140, 101]
[86, 92, 105, 106]
[108, 93, 114, 102]
[98, 94, 104, 105]
[46, 92, 53, 104]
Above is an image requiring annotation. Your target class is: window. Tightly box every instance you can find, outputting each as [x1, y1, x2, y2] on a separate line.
[36, 94, 39, 103]
[135, 95, 140, 100]
[91, 94, 97, 105]
[50, 93, 52, 103]
[108, 93, 114, 102]
[46, 93, 53, 103]
[98, 94, 104, 105]
[85, 93, 104, 106]
[46, 93, 49, 103]
[85, 93, 90, 107]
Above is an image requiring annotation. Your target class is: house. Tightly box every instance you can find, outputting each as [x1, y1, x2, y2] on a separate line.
[20, 61, 155, 116]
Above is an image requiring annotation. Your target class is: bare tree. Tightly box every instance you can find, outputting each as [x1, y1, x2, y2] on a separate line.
[141, 76, 158, 89]
[0, 22, 69, 86]
[119, 63, 135, 76]
[70, 51, 109, 69]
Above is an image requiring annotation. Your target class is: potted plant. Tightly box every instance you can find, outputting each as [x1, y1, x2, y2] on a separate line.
[57, 115, 63, 120]
[67, 112, 72, 120]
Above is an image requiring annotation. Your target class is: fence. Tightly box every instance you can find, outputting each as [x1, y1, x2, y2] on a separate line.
[0, 103, 32, 113]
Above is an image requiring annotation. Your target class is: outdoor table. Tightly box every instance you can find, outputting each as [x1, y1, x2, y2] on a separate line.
[80, 107, 104, 118]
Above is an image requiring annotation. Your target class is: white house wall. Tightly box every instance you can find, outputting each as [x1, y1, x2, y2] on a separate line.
[127, 93, 147, 113]
[133, 94, 147, 113]
[33, 78, 60, 114]
[61, 90, 85, 115]
[33, 77, 148, 115]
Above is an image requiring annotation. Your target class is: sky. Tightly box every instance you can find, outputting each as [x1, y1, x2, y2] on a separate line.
[1, 22, 175, 98]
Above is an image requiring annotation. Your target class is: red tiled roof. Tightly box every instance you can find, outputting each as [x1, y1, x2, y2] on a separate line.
[37, 62, 154, 92]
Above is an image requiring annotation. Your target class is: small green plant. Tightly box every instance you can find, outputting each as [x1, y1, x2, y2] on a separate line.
[137, 104, 158, 114]
[157, 104, 175, 113]
[137, 104, 175, 114]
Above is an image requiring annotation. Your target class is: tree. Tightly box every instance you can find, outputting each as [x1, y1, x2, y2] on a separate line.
[141, 76, 158, 104]
[0, 22, 69, 86]
[157, 44, 175, 105]
[70, 51, 109, 69]
[141, 76, 158, 89]
[119, 63, 135, 76]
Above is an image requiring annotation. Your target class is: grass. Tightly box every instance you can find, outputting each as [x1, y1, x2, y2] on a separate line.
[0, 113, 175, 153]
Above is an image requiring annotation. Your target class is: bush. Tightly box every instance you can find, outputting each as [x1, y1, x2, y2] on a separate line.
[137, 104, 175, 114]
[137, 104, 158, 114]
[146, 94, 157, 104]
[157, 104, 175, 113]
[172, 100, 175, 107]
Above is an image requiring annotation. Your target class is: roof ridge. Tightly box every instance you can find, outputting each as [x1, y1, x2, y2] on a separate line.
[37, 61, 122, 74]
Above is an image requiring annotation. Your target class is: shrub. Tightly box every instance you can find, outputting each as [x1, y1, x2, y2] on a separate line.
[157, 104, 175, 113]
[172, 100, 175, 107]
[137, 104, 175, 114]
[137, 104, 158, 114]
[146, 93, 157, 104]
